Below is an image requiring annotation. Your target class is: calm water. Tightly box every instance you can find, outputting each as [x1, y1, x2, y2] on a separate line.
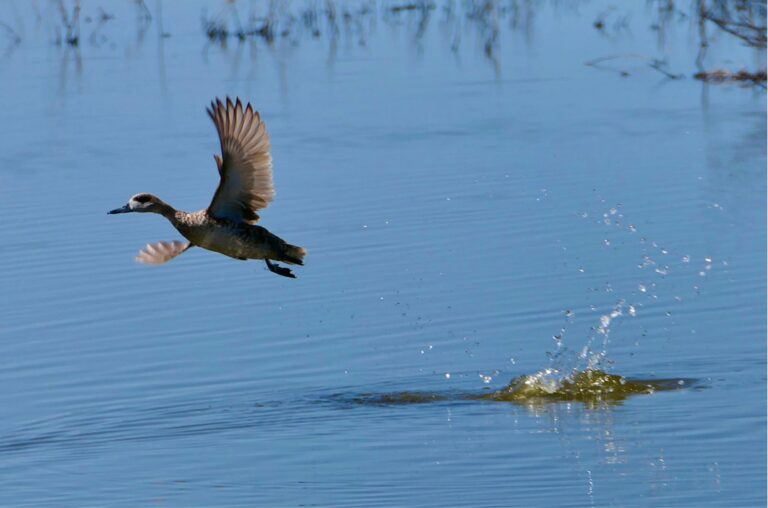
[0, 1, 765, 506]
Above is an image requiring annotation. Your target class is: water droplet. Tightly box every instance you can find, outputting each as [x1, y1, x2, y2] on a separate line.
[704, 257, 712, 263]
[445, 372, 451, 379]
[638, 284, 647, 292]
[509, 357, 516, 364]
[628, 224, 637, 232]
[578, 267, 585, 273]
[682, 255, 690, 263]
[661, 249, 668, 255]
[580, 211, 589, 218]
[603, 239, 611, 246]
[628, 305, 637, 317]
[609, 207, 618, 215]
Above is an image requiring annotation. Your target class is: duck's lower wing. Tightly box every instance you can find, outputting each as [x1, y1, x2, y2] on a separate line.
[135, 241, 192, 265]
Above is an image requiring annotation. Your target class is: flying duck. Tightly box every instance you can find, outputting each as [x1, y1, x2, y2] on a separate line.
[109, 97, 306, 278]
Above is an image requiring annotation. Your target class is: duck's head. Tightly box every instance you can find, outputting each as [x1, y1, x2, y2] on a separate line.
[108, 193, 164, 214]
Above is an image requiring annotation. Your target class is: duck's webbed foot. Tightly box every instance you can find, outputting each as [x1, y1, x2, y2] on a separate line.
[265, 259, 296, 279]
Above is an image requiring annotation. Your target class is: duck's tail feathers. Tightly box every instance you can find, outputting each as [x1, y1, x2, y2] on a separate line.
[281, 244, 307, 265]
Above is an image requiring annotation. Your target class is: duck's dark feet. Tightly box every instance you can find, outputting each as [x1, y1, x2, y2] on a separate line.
[265, 259, 296, 279]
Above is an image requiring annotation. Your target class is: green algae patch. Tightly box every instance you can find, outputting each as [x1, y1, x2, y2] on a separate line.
[331, 371, 696, 408]
[479, 369, 691, 404]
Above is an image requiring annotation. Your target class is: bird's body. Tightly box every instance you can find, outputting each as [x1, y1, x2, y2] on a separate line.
[109, 98, 306, 278]
[171, 209, 303, 264]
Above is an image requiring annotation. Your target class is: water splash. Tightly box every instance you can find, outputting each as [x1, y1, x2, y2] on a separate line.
[362, 203, 714, 408]
[543, 297, 630, 387]
[481, 370, 691, 404]
[513, 202, 724, 401]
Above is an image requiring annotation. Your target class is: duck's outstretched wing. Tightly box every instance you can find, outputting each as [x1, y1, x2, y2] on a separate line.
[206, 97, 274, 225]
[135, 241, 192, 265]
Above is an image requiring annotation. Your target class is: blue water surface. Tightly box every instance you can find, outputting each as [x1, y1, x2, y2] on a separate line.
[0, 1, 765, 506]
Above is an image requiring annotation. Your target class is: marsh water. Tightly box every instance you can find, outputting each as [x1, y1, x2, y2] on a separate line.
[0, 1, 765, 506]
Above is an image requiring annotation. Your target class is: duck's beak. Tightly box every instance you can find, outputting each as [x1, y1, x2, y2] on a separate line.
[108, 204, 132, 214]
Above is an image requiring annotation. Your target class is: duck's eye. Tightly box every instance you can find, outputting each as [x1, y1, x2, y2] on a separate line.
[135, 195, 152, 203]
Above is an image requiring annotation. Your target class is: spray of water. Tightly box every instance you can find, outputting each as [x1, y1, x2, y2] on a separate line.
[504, 202, 719, 398]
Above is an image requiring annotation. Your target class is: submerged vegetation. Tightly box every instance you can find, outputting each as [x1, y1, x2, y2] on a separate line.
[694, 0, 767, 84]
[586, 0, 766, 85]
[480, 369, 691, 404]
[2, 1, 761, 86]
[694, 68, 767, 83]
[701, 0, 767, 48]
[195, 0, 766, 84]
[336, 369, 695, 407]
